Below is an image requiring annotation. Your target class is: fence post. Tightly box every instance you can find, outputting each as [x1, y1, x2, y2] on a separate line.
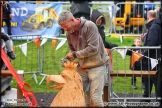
[17, 70, 24, 102]
[103, 83, 109, 102]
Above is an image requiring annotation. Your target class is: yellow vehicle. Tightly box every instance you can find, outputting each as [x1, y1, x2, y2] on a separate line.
[113, 0, 145, 33]
[21, 7, 58, 31]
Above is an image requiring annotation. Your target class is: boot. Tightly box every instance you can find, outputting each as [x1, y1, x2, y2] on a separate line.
[7, 51, 16, 60]
[5, 40, 16, 60]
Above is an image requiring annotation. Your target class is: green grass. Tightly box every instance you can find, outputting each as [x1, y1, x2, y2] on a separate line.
[11, 38, 69, 93]
[10, 36, 155, 94]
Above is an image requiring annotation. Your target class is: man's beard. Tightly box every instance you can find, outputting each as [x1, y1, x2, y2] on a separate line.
[69, 26, 75, 33]
[70, 30, 75, 33]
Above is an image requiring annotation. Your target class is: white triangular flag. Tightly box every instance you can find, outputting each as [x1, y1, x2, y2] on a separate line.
[56, 39, 66, 50]
[150, 58, 158, 70]
[19, 43, 27, 56]
[40, 38, 47, 46]
[117, 48, 127, 59]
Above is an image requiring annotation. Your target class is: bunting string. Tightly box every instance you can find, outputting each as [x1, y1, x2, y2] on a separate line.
[114, 48, 160, 62]
[14, 40, 32, 48]
[114, 48, 160, 70]
[127, 49, 159, 62]
[12, 36, 67, 56]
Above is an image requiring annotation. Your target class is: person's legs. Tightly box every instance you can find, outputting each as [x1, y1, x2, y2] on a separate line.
[142, 77, 145, 89]
[155, 63, 162, 107]
[131, 76, 137, 89]
[77, 67, 90, 106]
[87, 65, 107, 107]
[4, 19, 12, 35]
[5, 40, 16, 60]
[143, 77, 154, 98]
[77, 67, 89, 90]
[151, 77, 155, 94]
[143, 77, 148, 97]
[1, 33, 16, 60]
[77, 64, 107, 107]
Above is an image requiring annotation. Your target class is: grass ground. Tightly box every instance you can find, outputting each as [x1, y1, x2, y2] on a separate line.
[10, 36, 155, 94]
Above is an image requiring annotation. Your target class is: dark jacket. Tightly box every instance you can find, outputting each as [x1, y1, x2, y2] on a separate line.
[143, 18, 161, 60]
[70, 1, 91, 16]
[126, 45, 142, 70]
[90, 9, 118, 49]
[90, 9, 106, 37]
[2, 2, 11, 20]
[90, 9, 106, 43]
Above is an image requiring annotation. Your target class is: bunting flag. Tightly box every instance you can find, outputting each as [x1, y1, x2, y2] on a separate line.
[40, 38, 48, 46]
[52, 39, 57, 48]
[19, 43, 27, 56]
[14, 37, 67, 56]
[150, 58, 158, 70]
[117, 48, 127, 59]
[131, 52, 143, 68]
[56, 39, 66, 50]
[33, 37, 40, 49]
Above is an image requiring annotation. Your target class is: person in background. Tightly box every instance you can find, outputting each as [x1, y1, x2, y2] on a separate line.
[90, 9, 118, 49]
[58, 10, 109, 107]
[1, 28, 16, 60]
[89, 9, 118, 105]
[156, 4, 161, 19]
[1, 1, 16, 60]
[2, 1, 12, 35]
[126, 37, 145, 89]
[69, 0, 91, 20]
[141, 10, 161, 106]
[144, 0, 155, 20]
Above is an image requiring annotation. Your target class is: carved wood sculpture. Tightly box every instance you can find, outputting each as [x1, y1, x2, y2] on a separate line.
[46, 59, 86, 107]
